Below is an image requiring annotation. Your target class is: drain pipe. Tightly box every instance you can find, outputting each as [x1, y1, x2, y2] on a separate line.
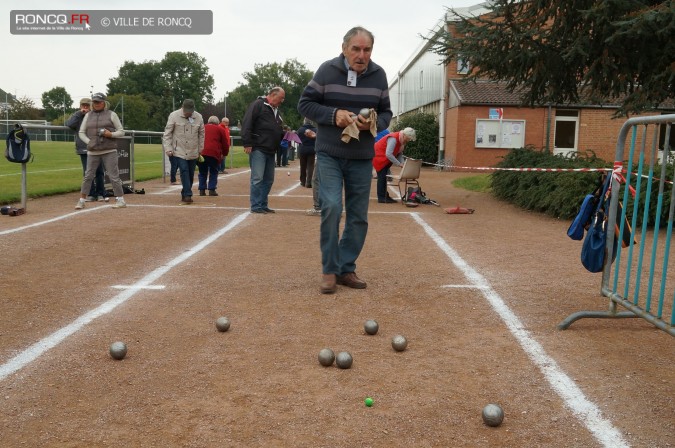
[438, 67, 447, 171]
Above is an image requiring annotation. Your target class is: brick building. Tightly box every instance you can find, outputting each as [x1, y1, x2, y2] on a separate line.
[388, 3, 674, 169]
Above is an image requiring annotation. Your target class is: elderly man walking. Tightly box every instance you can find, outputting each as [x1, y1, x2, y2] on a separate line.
[163, 99, 205, 203]
[298, 26, 392, 294]
[241, 87, 285, 214]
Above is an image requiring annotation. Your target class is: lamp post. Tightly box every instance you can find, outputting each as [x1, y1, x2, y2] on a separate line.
[223, 92, 228, 118]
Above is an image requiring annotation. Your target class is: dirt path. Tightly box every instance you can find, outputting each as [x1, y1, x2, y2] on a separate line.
[0, 165, 672, 447]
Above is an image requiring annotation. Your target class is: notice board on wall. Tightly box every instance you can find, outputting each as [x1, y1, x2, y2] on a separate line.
[475, 119, 525, 149]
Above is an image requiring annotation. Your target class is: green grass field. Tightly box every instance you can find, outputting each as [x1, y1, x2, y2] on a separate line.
[0, 141, 249, 204]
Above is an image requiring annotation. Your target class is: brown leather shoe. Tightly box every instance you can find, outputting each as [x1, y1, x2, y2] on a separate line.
[336, 272, 367, 289]
[320, 274, 337, 294]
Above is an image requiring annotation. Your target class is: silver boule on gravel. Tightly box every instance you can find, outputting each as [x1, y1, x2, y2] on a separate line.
[364, 319, 379, 335]
[482, 403, 505, 427]
[391, 335, 408, 352]
[335, 351, 353, 369]
[215, 316, 231, 332]
[318, 348, 335, 367]
[109, 341, 127, 360]
[359, 108, 371, 118]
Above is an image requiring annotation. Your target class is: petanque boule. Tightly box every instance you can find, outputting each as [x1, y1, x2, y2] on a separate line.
[391, 335, 408, 352]
[364, 319, 379, 335]
[318, 348, 335, 367]
[215, 316, 231, 332]
[359, 108, 371, 118]
[335, 351, 353, 369]
[109, 341, 127, 360]
[482, 403, 505, 427]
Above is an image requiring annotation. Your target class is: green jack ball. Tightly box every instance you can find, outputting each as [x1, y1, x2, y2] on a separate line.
[364, 397, 374, 407]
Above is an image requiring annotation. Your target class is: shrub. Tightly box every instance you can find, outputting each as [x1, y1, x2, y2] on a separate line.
[392, 113, 439, 164]
[489, 146, 673, 227]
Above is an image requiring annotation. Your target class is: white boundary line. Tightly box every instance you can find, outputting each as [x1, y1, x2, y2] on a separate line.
[0, 211, 249, 382]
[0, 207, 104, 236]
[411, 213, 629, 448]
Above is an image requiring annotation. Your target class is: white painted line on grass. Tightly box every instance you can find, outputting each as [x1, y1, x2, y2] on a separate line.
[0, 207, 104, 236]
[411, 213, 629, 448]
[0, 211, 249, 382]
[112, 285, 165, 290]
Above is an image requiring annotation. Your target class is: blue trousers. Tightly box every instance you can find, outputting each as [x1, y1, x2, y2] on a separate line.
[198, 155, 220, 190]
[176, 157, 197, 197]
[249, 149, 275, 211]
[316, 152, 372, 275]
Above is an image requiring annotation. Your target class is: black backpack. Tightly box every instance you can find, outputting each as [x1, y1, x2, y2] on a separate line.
[5, 124, 33, 163]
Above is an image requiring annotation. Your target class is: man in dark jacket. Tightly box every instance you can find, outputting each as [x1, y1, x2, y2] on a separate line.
[298, 26, 392, 294]
[241, 87, 285, 214]
[66, 98, 107, 202]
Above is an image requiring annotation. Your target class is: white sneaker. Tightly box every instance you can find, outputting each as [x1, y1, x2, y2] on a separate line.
[306, 208, 321, 216]
[75, 199, 86, 210]
[85, 196, 96, 202]
[112, 198, 127, 208]
[98, 196, 110, 202]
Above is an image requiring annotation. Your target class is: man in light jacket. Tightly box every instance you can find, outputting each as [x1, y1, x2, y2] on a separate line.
[163, 99, 205, 203]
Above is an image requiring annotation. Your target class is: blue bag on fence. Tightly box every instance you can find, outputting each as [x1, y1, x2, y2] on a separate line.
[581, 209, 607, 272]
[567, 194, 597, 240]
[580, 174, 614, 273]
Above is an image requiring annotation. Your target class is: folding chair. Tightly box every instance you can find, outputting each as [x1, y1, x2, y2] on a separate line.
[389, 158, 422, 203]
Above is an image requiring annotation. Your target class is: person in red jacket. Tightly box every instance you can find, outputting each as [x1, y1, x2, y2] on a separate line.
[218, 117, 231, 173]
[372, 127, 416, 203]
[198, 116, 230, 196]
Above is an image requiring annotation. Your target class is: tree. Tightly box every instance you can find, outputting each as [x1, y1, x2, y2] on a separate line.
[9, 96, 42, 120]
[42, 87, 73, 122]
[160, 51, 214, 110]
[107, 51, 216, 131]
[428, 0, 674, 116]
[107, 94, 151, 131]
[227, 59, 314, 129]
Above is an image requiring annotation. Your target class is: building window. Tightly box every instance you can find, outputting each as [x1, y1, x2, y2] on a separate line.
[457, 56, 470, 74]
[419, 70, 424, 89]
[553, 110, 579, 155]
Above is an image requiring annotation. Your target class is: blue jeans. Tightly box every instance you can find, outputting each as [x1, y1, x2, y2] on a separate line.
[198, 155, 220, 190]
[249, 149, 275, 211]
[176, 157, 197, 197]
[79, 153, 106, 197]
[169, 155, 179, 183]
[276, 145, 288, 166]
[316, 152, 372, 275]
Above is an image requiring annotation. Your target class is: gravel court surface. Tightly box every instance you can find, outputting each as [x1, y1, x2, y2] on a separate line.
[0, 165, 672, 447]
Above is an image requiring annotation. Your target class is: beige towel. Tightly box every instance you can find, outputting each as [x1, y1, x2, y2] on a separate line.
[341, 109, 378, 143]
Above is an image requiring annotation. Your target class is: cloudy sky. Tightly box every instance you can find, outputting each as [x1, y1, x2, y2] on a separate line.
[2, 0, 480, 107]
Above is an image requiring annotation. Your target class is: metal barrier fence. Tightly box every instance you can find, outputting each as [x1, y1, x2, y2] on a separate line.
[559, 114, 675, 336]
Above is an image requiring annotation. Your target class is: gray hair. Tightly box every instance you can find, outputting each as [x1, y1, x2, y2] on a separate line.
[343, 26, 374, 48]
[208, 116, 219, 125]
[401, 127, 416, 141]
